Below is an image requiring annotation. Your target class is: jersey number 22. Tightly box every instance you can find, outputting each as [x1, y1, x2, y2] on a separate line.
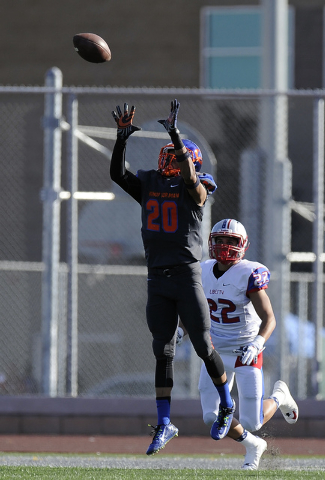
[207, 298, 240, 324]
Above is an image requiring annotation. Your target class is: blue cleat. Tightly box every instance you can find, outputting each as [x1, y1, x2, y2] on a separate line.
[210, 399, 236, 440]
[146, 423, 179, 455]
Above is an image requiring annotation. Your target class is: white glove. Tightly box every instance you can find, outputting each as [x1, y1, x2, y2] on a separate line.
[233, 335, 265, 365]
[176, 327, 184, 346]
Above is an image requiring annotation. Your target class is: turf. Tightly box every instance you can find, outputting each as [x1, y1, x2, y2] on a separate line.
[0, 467, 324, 479]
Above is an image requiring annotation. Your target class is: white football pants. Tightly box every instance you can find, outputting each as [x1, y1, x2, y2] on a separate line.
[198, 352, 264, 432]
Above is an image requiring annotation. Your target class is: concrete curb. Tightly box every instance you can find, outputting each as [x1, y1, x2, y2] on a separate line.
[0, 397, 323, 437]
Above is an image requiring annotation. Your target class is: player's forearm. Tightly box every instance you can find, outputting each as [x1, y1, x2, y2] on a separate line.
[176, 147, 197, 184]
[258, 313, 276, 343]
[110, 138, 127, 182]
[251, 291, 276, 343]
[110, 138, 142, 203]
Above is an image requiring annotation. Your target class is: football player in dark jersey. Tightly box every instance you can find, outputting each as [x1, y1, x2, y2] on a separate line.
[110, 100, 235, 455]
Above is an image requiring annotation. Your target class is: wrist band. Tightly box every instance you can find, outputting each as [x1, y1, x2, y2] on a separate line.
[176, 151, 191, 163]
[185, 176, 200, 190]
[254, 335, 265, 350]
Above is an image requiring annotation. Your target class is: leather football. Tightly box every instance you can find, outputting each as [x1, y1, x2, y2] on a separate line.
[73, 33, 111, 63]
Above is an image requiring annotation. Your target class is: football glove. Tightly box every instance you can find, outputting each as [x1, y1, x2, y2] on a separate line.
[198, 173, 217, 194]
[112, 103, 141, 139]
[157, 99, 180, 135]
[233, 335, 265, 365]
[176, 326, 184, 346]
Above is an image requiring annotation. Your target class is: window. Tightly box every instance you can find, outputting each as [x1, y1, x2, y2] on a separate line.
[200, 6, 294, 89]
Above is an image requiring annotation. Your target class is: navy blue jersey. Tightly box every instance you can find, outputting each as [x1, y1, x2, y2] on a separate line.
[137, 169, 204, 268]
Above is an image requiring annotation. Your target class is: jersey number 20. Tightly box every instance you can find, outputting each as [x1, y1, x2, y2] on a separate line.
[146, 199, 178, 233]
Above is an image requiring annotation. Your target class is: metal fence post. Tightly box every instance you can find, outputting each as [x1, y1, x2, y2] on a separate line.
[66, 94, 79, 396]
[297, 280, 308, 399]
[41, 67, 63, 396]
[260, 0, 291, 385]
[312, 97, 324, 399]
[275, 157, 292, 385]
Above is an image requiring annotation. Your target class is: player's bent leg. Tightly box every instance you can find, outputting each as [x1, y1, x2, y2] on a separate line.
[208, 374, 235, 440]
[199, 362, 235, 427]
[198, 355, 236, 439]
[261, 397, 278, 425]
[240, 412, 263, 432]
[199, 364, 221, 426]
[236, 364, 264, 432]
[270, 380, 299, 424]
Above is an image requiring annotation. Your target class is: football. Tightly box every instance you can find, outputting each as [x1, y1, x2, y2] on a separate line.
[73, 33, 111, 63]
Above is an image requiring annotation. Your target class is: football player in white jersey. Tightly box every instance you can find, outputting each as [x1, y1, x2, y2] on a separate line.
[197, 219, 299, 470]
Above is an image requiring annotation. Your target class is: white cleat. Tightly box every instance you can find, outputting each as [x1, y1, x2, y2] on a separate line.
[272, 380, 299, 424]
[241, 436, 267, 470]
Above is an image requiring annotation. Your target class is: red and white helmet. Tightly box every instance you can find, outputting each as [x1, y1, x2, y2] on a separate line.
[209, 219, 249, 264]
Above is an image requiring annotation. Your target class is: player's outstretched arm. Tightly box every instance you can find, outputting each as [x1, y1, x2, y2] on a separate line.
[158, 99, 207, 205]
[110, 103, 142, 203]
[112, 103, 141, 140]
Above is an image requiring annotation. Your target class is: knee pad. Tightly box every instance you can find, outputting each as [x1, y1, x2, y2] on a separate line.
[152, 338, 175, 359]
[203, 412, 217, 427]
[240, 416, 262, 433]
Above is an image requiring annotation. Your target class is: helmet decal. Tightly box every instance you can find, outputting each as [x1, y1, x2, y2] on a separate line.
[183, 139, 202, 173]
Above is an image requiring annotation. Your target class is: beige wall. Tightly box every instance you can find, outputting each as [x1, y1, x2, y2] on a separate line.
[2, 0, 324, 88]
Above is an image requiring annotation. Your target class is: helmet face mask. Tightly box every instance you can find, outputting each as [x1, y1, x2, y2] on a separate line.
[209, 219, 249, 265]
[157, 144, 180, 177]
[157, 139, 202, 177]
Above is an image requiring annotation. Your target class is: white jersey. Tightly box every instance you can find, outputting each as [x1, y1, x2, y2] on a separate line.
[201, 259, 270, 355]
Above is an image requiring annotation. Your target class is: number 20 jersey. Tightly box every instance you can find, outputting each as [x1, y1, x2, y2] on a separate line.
[201, 259, 270, 355]
[137, 170, 204, 268]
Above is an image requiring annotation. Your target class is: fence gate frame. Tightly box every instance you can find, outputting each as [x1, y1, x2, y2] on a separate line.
[40, 67, 325, 398]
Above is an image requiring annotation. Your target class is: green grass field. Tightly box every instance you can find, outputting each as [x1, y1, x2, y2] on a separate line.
[0, 452, 323, 479]
[0, 467, 324, 479]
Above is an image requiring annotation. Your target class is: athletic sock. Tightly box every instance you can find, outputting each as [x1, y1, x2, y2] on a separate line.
[215, 381, 233, 409]
[235, 429, 248, 442]
[268, 383, 286, 408]
[156, 397, 171, 425]
[268, 395, 280, 409]
[235, 429, 257, 447]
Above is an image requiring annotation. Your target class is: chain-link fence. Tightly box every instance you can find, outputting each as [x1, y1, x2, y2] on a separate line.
[0, 70, 324, 400]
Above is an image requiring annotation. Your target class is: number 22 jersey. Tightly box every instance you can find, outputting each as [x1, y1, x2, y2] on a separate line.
[201, 259, 270, 355]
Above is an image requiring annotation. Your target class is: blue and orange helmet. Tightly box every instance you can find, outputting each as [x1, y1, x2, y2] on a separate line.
[157, 139, 203, 177]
